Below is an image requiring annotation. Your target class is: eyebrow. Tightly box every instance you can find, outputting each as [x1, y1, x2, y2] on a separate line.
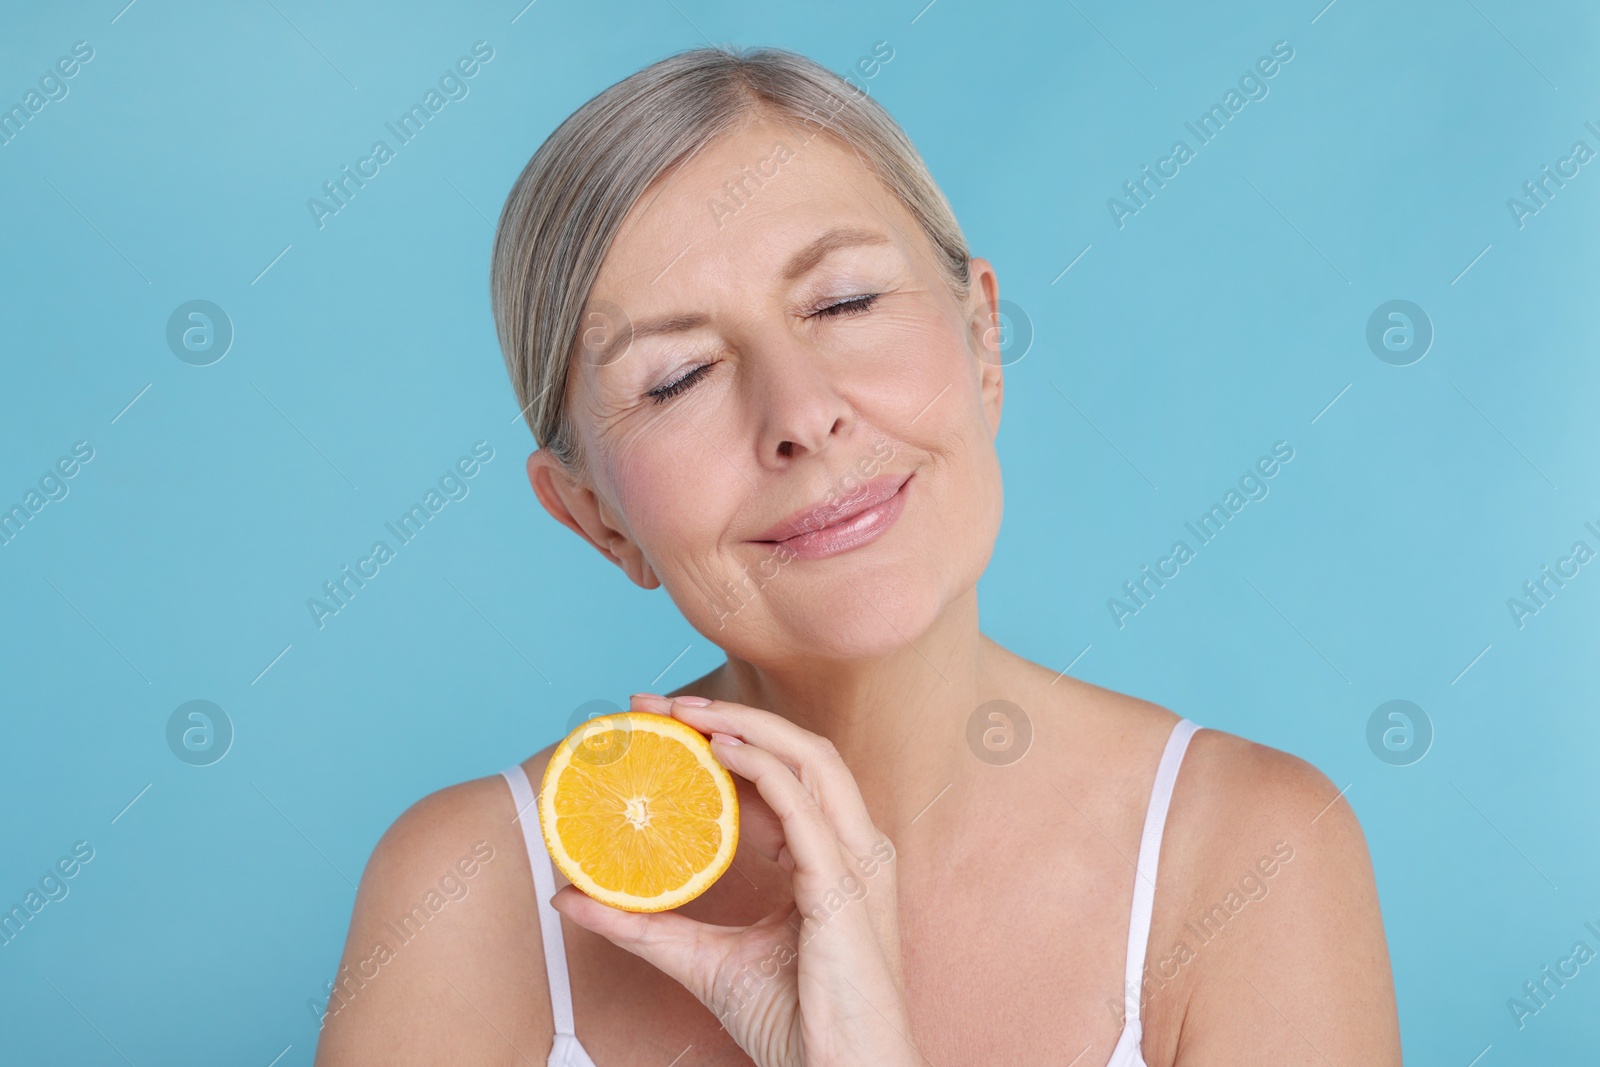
[779, 225, 892, 281]
[588, 226, 894, 366]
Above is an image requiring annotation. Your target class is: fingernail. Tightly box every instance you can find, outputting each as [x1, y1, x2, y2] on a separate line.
[711, 731, 744, 746]
[632, 693, 671, 711]
[630, 692, 664, 700]
[674, 695, 712, 707]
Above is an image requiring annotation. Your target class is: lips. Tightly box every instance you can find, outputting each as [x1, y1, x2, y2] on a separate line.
[752, 471, 911, 557]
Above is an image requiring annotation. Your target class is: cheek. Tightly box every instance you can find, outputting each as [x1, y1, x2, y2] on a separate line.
[868, 315, 984, 448]
[603, 432, 735, 566]
[852, 312, 971, 420]
[608, 450, 682, 542]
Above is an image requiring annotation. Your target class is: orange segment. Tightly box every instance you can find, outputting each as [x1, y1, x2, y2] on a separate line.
[539, 711, 740, 912]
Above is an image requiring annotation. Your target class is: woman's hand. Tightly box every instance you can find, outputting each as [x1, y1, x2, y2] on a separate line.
[547, 693, 917, 1067]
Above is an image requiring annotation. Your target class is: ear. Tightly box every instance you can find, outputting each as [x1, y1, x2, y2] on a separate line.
[525, 450, 660, 590]
[965, 256, 1005, 438]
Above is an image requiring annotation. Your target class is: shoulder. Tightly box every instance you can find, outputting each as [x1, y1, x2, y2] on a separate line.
[1146, 725, 1401, 1064]
[1177, 726, 1359, 851]
[313, 746, 561, 1065]
[1164, 725, 1376, 929]
[357, 764, 540, 918]
[1019, 668, 1398, 1060]
[1014, 661, 1357, 852]
[367, 772, 520, 874]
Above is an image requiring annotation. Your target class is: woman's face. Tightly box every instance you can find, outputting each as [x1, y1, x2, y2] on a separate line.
[531, 117, 1005, 666]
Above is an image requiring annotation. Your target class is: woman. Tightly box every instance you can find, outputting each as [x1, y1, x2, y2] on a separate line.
[316, 46, 1400, 1066]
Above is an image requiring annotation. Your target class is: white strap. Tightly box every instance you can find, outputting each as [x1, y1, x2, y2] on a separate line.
[1121, 718, 1202, 1023]
[500, 764, 577, 1037]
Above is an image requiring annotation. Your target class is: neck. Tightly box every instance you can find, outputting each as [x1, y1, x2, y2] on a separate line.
[703, 587, 996, 842]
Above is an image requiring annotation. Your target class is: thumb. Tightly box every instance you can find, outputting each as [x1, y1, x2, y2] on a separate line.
[549, 885, 730, 994]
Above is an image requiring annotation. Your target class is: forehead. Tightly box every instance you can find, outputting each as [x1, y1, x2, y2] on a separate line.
[587, 118, 923, 303]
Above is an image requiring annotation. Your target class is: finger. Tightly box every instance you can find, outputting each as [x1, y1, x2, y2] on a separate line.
[548, 884, 735, 998]
[669, 697, 886, 862]
[727, 767, 787, 863]
[626, 693, 672, 717]
[703, 734, 854, 894]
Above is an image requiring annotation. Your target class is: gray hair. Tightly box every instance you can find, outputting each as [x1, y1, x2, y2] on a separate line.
[489, 44, 970, 475]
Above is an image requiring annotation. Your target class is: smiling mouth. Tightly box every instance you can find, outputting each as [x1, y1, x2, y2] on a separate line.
[751, 472, 912, 561]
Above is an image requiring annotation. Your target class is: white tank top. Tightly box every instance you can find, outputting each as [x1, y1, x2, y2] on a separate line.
[500, 717, 1203, 1067]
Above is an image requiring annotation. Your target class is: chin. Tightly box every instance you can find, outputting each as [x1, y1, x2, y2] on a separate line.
[714, 554, 967, 666]
[798, 600, 938, 662]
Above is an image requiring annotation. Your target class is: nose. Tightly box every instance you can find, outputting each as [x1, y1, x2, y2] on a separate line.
[748, 338, 854, 465]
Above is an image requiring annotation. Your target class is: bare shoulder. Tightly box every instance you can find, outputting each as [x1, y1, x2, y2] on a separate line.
[1145, 725, 1401, 1066]
[313, 746, 561, 1066]
[1174, 726, 1361, 851]
[1012, 660, 1398, 1062]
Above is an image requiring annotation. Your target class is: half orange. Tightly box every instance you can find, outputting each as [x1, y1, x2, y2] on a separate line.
[539, 711, 740, 912]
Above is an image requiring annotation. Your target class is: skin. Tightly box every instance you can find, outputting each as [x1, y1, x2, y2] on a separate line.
[315, 113, 1402, 1066]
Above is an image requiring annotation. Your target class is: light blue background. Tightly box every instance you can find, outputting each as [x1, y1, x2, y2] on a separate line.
[2, 0, 1596, 1062]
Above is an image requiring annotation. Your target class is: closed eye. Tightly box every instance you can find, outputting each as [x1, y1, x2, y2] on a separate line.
[647, 362, 715, 404]
[812, 293, 878, 319]
[646, 295, 877, 404]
